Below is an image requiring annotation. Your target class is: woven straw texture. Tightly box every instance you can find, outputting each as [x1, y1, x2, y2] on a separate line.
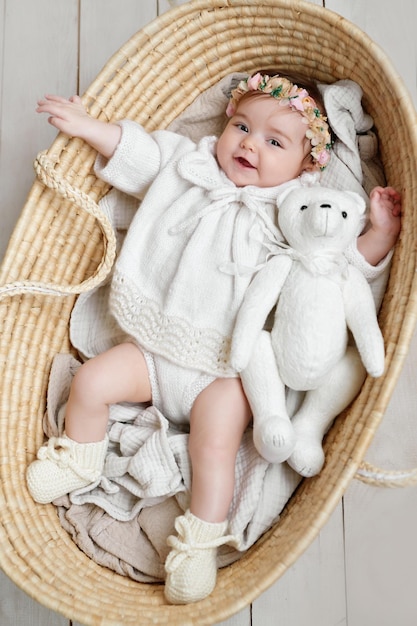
[0, 1, 416, 624]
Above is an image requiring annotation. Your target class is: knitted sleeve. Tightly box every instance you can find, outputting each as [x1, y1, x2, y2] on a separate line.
[94, 119, 194, 198]
[344, 240, 393, 310]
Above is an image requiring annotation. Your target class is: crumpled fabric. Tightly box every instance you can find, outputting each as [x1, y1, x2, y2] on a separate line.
[45, 353, 301, 582]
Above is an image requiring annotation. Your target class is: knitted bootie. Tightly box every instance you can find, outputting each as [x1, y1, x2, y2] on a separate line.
[26, 434, 108, 504]
[164, 510, 231, 604]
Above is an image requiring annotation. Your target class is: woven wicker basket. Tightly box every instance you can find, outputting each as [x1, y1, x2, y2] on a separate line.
[1, 1, 416, 624]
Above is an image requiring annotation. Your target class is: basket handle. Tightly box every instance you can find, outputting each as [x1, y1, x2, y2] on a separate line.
[355, 461, 417, 488]
[0, 151, 116, 300]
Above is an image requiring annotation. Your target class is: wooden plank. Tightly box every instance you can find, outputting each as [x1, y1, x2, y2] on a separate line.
[74, 3, 252, 619]
[250, 2, 346, 624]
[343, 319, 417, 624]
[162, 4, 342, 624]
[0, 3, 77, 621]
[252, 502, 346, 626]
[0, 0, 4, 118]
[344, 480, 417, 626]
[0, 0, 78, 261]
[0, 564, 68, 625]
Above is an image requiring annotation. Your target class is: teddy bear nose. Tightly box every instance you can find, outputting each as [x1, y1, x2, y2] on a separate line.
[320, 203, 332, 208]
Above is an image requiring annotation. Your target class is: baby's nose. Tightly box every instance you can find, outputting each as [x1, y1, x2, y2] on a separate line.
[241, 136, 256, 151]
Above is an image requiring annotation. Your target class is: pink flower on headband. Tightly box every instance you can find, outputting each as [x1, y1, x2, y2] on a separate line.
[247, 73, 263, 90]
[317, 149, 331, 167]
[290, 94, 309, 112]
[226, 72, 332, 169]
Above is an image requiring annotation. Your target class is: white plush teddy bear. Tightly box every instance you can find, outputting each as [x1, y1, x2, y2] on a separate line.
[231, 185, 385, 477]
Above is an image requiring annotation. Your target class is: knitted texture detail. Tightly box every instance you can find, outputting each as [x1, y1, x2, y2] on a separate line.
[164, 510, 233, 604]
[110, 272, 234, 377]
[26, 435, 108, 504]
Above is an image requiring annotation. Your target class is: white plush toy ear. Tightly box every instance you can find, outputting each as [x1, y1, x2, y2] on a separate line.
[277, 187, 292, 207]
[343, 190, 367, 215]
[276, 183, 301, 207]
[276, 172, 321, 207]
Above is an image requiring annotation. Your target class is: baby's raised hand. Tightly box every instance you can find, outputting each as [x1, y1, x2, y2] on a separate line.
[369, 186, 401, 240]
[36, 94, 91, 138]
[357, 186, 401, 265]
[36, 94, 121, 158]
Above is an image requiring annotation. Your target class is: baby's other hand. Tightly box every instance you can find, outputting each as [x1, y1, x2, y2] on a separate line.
[369, 186, 401, 241]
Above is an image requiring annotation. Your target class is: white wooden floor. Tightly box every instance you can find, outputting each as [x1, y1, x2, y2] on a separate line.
[0, 1, 416, 625]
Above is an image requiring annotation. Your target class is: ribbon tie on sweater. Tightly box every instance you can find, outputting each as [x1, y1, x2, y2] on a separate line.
[170, 184, 285, 280]
[170, 184, 281, 237]
[170, 138, 310, 280]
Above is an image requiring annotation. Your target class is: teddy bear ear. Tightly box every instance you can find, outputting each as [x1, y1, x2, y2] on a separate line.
[344, 190, 367, 215]
[277, 172, 321, 206]
[277, 188, 293, 206]
[276, 187, 295, 207]
[276, 180, 308, 206]
[299, 171, 321, 187]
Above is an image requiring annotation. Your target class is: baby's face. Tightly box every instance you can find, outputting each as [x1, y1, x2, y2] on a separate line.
[216, 95, 312, 188]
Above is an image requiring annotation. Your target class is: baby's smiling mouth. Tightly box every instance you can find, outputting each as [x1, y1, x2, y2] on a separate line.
[235, 156, 255, 169]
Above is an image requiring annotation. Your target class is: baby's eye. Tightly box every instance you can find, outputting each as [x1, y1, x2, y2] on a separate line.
[237, 123, 249, 133]
[268, 138, 281, 147]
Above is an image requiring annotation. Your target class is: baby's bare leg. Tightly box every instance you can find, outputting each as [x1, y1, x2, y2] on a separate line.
[27, 342, 151, 504]
[188, 377, 252, 523]
[65, 342, 152, 442]
[164, 377, 251, 604]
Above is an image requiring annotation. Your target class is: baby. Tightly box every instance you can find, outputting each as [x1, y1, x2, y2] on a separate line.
[27, 71, 401, 603]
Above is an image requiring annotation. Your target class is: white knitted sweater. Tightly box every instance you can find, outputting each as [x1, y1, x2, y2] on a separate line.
[94, 120, 391, 377]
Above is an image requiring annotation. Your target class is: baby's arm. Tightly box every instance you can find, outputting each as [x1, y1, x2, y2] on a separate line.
[357, 186, 401, 266]
[37, 94, 121, 158]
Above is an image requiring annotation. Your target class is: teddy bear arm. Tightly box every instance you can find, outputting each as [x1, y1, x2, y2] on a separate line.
[231, 255, 292, 371]
[343, 269, 385, 377]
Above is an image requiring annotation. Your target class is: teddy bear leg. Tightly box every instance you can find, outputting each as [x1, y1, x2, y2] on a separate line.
[241, 330, 295, 463]
[287, 346, 366, 477]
